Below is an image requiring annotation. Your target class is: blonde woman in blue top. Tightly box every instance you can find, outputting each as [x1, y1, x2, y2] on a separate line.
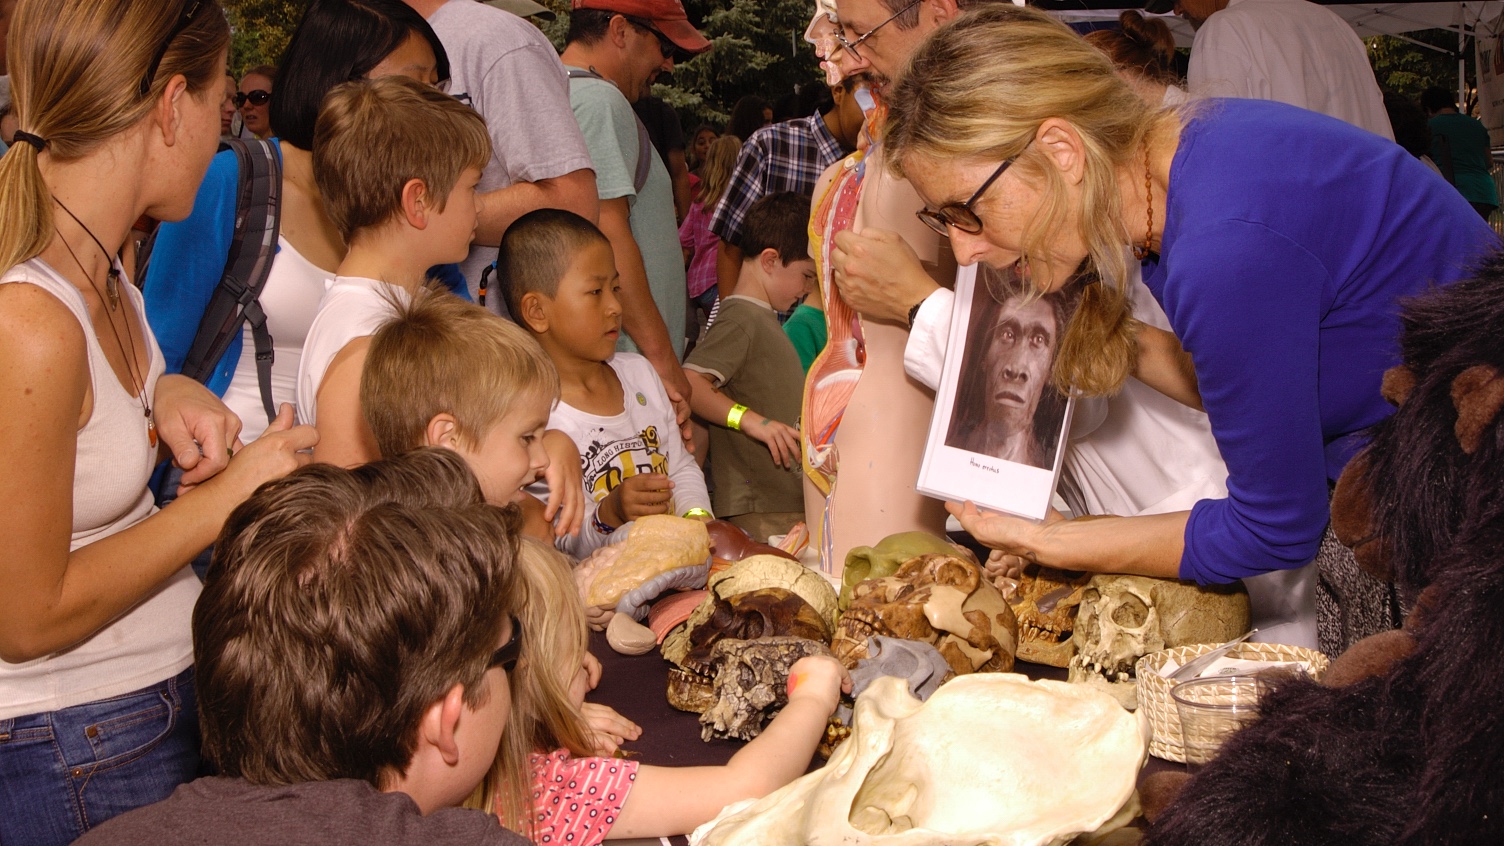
[877, 7, 1496, 589]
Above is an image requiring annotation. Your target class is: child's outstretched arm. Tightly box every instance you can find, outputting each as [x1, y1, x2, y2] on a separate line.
[683, 369, 802, 470]
[605, 654, 849, 839]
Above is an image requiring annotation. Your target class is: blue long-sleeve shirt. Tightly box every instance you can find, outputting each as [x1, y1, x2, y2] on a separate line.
[1142, 99, 1497, 583]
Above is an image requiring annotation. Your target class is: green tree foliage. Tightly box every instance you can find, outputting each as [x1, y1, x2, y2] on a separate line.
[1368, 28, 1471, 104]
[224, 0, 306, 76]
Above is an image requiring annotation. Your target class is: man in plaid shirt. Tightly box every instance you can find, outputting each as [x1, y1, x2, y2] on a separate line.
[708, 79, 863, 295]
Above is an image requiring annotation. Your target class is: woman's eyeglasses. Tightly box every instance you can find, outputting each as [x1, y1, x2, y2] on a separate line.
[234, 90, 271, 108]
[488, 615, 524, 674]
[915, 156, 1017, 237]
[833, 0, 921, 58]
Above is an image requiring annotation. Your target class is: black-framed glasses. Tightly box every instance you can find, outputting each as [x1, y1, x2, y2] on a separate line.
[234, 90, 270, 108]
[834, 0, 921, 57]
[488, 615, 524, 673]
[915, 156, 1017, 237]
[139, 0, 205, 99]
[624, 16, 682, 63]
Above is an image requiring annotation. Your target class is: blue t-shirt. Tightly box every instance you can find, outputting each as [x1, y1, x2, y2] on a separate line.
[1141, 99, 1497, 583]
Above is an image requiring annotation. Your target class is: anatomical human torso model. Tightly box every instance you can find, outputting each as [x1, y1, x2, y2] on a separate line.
[802, 138, 952, 575]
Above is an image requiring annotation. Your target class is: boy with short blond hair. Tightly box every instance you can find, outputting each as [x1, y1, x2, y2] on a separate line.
[361, 289, 577, 537]
[684, 192, 813, 542]
[499, 208, 712, 559]
[74, 449, 529, 845]
[296, 74, 491, 467]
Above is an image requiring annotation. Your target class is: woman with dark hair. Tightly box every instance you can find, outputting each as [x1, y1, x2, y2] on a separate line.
[144, 0, 449, 441]
[0, 1, 314, 842]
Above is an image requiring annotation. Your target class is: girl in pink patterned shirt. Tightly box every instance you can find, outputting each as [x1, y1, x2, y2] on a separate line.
[480, 538, 847, 844]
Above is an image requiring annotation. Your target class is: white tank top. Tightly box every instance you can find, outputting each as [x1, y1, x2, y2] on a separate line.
[220, 236, 332, 435]
[0, 258, 198, 720]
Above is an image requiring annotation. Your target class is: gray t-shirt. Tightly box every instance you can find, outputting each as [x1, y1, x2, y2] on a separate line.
[73, 777, 529, 846]
[428, 0, 595, 293]
[567, 69, 687, 361]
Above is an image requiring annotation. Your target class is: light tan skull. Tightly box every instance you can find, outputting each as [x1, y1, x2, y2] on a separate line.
[691, 673, 1148, 846]
[831, 553, 1018, 676]
[1067, 574, 1250, 709]
[1007, 564, 1091, 667]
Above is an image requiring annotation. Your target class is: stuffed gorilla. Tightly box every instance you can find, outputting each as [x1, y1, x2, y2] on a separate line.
[1143, 255, 1504, 846]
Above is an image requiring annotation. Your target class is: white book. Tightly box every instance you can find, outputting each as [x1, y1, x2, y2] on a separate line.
[917, 262, 1075, 522]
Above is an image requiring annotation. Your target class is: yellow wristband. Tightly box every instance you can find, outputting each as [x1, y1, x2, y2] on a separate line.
[682, 507, 712, 519]
[726, 403, 749, 431]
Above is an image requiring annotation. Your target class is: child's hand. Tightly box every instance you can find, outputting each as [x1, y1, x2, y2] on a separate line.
[745, 414, 802, 470]
[542, 430, 585, 537]
[605, 473, 674, 524]
[581, 702, 643, 757]
[785, 655, 849, 715]
[570, 652, 603, 707]
[585, 603, 615, 631]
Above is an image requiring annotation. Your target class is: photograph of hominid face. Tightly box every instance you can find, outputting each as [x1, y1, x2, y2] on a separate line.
[944, 263, 1077, 471]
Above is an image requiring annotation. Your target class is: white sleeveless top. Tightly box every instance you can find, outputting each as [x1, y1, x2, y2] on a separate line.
[221, 236, 332, 436]
[0, 259, 198, 720]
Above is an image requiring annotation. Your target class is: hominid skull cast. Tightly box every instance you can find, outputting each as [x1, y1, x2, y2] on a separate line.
[832, 553, 1018, 676]
[1007, 564, 1091, 668]
[1068, 574, 1249, 709]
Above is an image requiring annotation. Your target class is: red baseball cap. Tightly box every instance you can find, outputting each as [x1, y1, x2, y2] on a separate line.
[571, 0, 713, 56]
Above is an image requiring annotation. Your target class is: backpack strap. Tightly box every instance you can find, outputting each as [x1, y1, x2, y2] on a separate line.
[567, 67, 654, 194]
[179, 137, 283, 425]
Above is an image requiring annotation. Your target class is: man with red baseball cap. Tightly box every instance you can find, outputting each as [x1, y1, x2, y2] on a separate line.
[560, 0, 711, 426]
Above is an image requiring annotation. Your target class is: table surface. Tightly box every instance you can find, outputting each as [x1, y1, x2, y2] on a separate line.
[587, 631, 1168, 842]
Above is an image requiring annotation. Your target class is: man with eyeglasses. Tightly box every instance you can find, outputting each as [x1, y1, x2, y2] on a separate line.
[558, 0, 712, 433]
[401, 0, 600, 302]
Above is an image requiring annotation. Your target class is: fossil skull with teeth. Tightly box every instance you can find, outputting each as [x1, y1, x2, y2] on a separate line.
[831, 553, 1017, 676]
[1006, 564, 1091, 667]
[1067, 574, 1249, 709]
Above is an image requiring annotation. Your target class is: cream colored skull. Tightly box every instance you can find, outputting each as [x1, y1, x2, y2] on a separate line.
[1067, 574, 1250, 709]
[691, 674, 1148, 846]
[831, 553, 1018, 676]
[1008, 564, 1091, 668]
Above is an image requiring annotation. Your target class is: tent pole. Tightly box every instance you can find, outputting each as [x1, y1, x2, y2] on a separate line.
[1460, 25, 1467, 113]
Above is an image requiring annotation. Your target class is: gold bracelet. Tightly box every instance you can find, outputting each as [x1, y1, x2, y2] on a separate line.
[682, 507, 712, 519]
[726, 403, 749, 431]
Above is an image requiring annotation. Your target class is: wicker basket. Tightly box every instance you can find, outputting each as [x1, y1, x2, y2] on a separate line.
[1136, 642, 1329, 763]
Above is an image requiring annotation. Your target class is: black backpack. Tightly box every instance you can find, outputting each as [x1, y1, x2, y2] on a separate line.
[143, 137, 283, 425]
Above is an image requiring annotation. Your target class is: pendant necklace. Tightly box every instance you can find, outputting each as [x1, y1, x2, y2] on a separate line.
[52, 195, 156, 448]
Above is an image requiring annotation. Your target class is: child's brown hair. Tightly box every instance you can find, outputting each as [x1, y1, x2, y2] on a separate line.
[362, 286, 559, 458]
[313, 74, 491, 241]
[194, 448, 522, 788]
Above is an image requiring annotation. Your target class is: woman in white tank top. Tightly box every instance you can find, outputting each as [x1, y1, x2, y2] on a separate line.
[0, 3, 314, 843]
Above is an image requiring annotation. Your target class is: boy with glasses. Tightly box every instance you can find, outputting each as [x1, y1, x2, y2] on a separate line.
[74, 449, 531, 845]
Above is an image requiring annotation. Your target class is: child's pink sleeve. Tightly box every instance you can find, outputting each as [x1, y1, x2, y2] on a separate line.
[526, 749, 640, 846]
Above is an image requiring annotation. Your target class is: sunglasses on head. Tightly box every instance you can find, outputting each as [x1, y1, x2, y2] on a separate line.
[235, 90, 271, 108]
[488, 615, 524, 674]
[139, 0, 204, 99]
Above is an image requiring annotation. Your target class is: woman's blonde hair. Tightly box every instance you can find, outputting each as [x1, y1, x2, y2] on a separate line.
[469, 537, 598, 835]
[0, 0, 229, 273]
[884, 5, 1169, 395]
[697, 134, 742, 210]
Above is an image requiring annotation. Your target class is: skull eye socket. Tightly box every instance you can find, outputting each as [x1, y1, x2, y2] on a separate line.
[1111, 595, 1149, 628]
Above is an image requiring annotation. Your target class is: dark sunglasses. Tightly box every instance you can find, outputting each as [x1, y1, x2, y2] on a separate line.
[488, 615, 524, 673]
[234, 89, 271, 108]
[625, 16, 684, 63]
[139, 0, 205, 99]
[915, 155, 1018, 238]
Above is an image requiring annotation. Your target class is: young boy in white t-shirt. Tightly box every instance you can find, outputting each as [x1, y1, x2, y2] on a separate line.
[296, 74, 490, 467]
[499, 209, 712, 560]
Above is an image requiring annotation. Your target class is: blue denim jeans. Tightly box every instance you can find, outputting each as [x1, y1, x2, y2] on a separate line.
[0, 667, 200, 846]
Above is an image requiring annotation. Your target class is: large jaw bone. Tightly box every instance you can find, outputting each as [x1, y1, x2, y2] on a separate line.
[692, 674, 1148, 846]
[1008, 565, 1091, 668]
